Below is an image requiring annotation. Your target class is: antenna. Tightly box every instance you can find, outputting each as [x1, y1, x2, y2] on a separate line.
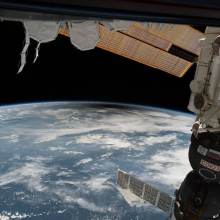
[33, 42, 41, 63]
[17, 31, 30, 74]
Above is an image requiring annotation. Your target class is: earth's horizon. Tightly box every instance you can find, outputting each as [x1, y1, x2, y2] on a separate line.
[0, 102, 195, 220]
[0, 101, 194, 117]
[5, 100, 193, 110]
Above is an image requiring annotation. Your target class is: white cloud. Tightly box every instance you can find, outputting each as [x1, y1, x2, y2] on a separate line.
[53, 183, 107, 213]
[86, 177, 113, 192]
[65, 141, 74, 145]
[138, 134, 177, 146]
[76, 134, 137, 150]
[140, 148, 191, 189]
[101, 153, 112, 158]
[65, 197, 105, 212]
[0, 215, 9, 220]
[91, 161, 117, 171]
[0, 134, 19, 143]
[94, 111, 194, 134]
[9, 154, 20, 161]
[64, 151, 84, 155]
[32, 127, 106, 144]
[74, 158, 93, 167]
[33, 134, 60, 144]
[77, 132, 177, 151]
[0, 211, 39, 219]
[101, 138, 132, 149]
[56, 171, 75, 177]
[55, 174, 113, 201]
[56, 180, 78, 186]
[0, 157, 55, 192]
[11, 213, 28, 219]
[25, 156, 53, 163]
[57, 210, 66, 214]
[76, 134, 103, 144]
[48, 146, 66, 151]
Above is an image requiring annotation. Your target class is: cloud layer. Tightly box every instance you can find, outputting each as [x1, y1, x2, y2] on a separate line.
[0, 102, 195, 218]
[0, 157, 55, 192]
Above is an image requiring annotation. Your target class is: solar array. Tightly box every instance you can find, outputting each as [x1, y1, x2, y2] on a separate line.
[59, 22, 203, 77]
[117, 169, 175, 214]
[97, 25, 192, 77]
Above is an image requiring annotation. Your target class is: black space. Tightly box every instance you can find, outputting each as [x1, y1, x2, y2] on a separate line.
[0, 21, 206, 113]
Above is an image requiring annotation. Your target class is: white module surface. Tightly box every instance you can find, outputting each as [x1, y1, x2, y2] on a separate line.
[68, 21, 100, 51]
[102, 20, 133, 31]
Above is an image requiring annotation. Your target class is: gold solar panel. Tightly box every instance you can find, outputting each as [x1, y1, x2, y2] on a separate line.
[132, 23, 203, 55]
[59, 23, 194, 77]
[97, 25, 192, 77]
[59, 24, 69, 37]
[121, 24, 172, 51]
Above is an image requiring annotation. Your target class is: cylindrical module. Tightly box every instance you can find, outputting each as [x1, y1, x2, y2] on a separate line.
[188, 27, 220, 131]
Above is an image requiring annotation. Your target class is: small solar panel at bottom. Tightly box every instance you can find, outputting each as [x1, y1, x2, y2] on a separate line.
[116, 169, 175, 214]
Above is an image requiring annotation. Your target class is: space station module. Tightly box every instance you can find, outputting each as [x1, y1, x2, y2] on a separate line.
[188, 26, 220, 135]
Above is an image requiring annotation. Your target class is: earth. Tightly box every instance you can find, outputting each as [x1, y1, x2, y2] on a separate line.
[0, 102, 195, 220]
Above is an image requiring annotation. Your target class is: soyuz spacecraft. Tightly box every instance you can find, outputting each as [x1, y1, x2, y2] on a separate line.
[11, 18, 220, 219]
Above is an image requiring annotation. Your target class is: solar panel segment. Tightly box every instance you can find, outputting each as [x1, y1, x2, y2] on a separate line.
[139, 23, 203, 55]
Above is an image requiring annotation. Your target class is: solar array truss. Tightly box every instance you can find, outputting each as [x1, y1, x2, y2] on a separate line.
[117, 169, 175, 214]
[59, 22, 202, 77]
